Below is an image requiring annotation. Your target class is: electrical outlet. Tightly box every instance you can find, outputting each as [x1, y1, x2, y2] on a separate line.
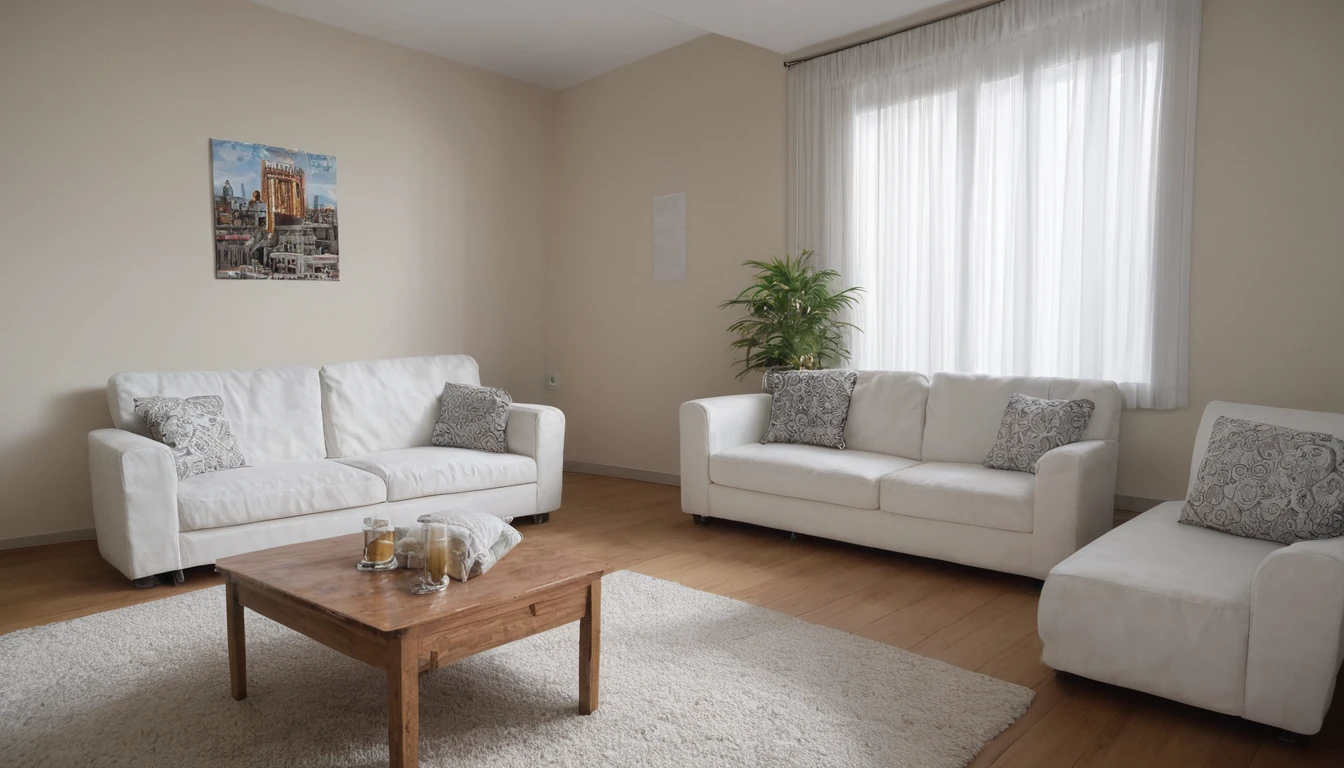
[545, 372, 560, 390]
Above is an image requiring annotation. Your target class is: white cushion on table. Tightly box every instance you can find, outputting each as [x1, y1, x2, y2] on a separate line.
[177, 460, 387, 531]
[338, 446, 536, 503]
[710, 443, 917, 510]
[1039, 502, 1283, 715]
[881, 462, 1035, 533]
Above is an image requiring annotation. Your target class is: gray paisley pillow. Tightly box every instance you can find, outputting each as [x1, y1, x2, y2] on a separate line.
[984, 393, 1095, 473]
[761, 370, 858, 449]
[431, 381, 512, 453]
[133, 395, 247, 479]
[1179, 417, 1344, 544]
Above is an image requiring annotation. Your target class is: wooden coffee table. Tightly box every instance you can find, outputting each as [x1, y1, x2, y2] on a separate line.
[215, 535, 611, 768]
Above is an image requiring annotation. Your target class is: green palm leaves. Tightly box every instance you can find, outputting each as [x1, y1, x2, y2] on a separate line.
[720, 251, 863, 379]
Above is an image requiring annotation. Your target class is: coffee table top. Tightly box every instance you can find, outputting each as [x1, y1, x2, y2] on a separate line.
[216, 534, 611, 634]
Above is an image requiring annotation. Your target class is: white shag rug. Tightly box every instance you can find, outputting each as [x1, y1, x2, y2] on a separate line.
[1, 571, 1032, 767]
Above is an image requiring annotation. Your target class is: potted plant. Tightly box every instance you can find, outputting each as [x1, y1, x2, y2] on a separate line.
[721, 250, 863, 382]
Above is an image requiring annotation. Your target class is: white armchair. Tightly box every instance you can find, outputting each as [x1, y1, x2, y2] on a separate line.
[1040, 401, 1344, 736]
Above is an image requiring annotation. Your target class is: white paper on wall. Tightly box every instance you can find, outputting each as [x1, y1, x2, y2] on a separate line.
[652, 192, 686, 282]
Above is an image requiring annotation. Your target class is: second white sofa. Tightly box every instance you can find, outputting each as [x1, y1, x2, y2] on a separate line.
[681, 371, 1121, 579]
[89, 354, 564, 585]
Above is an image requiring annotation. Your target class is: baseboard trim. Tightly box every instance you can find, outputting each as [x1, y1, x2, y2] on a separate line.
[564, 461, 680, 487]
[0, 527, 97, 551]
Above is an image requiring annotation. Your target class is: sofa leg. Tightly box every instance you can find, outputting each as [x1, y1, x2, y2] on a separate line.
[531, 513, 550, 525]
[1275, 729, 1310, 747]
[171, 569, 186, 585]
[692, 515, 711, 526]
[133, 576, 157, 589]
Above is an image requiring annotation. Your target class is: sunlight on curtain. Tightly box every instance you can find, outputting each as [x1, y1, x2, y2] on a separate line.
[790, 0, 1200, 408]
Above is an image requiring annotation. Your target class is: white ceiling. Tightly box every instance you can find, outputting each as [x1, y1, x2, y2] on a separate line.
[247, 0, 948, 90]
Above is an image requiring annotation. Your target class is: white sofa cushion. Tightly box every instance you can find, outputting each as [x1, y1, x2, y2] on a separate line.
[844, 371, 929, 460]
[337, 446, 537, 503]
[108, 366, 325, 464]
[921, 373, 1121, 463]
[1039, 502, 1283, 716]
[709, 443, 917, 510]
[177, 460, 387, 532]
[320, 355, 481, 458]
[880, 462, 1035, 532]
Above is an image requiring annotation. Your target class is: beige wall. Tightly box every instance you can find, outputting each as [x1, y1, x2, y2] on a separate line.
[1118, 0, 1344, 500]
[546, 1, 1344, 504]
[543, 35, 786, 477]
[0, 0, 552, 541]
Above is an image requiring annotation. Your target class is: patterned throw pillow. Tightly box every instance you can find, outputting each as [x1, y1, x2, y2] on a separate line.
[133, 395, 247, 480]
[1179, 417, 1344, 544]
[760, 370, 858, 450]
[984, 393, 1095, 474]
[432, 381, 512, 453]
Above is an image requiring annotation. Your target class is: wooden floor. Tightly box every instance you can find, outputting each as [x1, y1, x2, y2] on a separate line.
[3, 472, 1341, 767]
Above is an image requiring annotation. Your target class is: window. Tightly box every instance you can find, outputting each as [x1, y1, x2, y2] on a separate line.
[790, 0, 1200, 408]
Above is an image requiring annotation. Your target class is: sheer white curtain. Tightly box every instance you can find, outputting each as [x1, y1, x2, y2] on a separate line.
[788, 0, 1201, 408]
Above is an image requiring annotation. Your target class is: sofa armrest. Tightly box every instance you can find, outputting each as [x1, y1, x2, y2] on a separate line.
[1244, 537, 1344, 734]
[505, 404, 565, 515]
[1031, 439, 1119, 578]
[88, 428, 180, 581]
[679, 394, 771, 516]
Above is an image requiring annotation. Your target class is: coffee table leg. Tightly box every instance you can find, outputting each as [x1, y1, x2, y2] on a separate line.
[226, 578, 247, 701]
[579, 579, 601, 714]
[388, 635, 419, 768]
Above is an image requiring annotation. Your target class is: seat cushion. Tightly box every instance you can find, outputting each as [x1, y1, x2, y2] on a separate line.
[880, 462, 1035, 532]
[177, 460, 387, 532]
[337, 446, 536, 502]
[1039, 502, 1284, 716]
[709, 443, 917, 510]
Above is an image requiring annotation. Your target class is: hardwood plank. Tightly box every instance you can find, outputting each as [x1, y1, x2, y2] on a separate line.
[987, 685, 1127, 768]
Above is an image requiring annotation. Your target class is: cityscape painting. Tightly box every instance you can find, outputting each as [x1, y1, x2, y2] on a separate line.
[211, 139, 339, 280]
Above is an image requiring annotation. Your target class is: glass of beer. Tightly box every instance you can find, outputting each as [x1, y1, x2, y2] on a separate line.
[356, 517, 397, 571]
[411, 514, 450, 594]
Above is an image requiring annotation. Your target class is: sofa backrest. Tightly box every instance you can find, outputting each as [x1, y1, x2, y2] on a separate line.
[845, 371, 929, 460]
[1188, 401, 1344, 497]
[921, 372, 1123, 464]
[320, 354, 480, 458]
[106, 366, 326, 464]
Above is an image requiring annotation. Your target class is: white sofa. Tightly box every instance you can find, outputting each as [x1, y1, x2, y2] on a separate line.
[680, 371, 1122, 579]
[1039, 401, 1344, 737]
[88, 355, 564, 585]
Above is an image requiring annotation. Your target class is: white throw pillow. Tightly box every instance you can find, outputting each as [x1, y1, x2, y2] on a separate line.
[434, 509, 522, 582]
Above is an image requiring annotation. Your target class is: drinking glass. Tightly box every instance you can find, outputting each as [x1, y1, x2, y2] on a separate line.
[356, 517, 398, 571]
[411, 514, 450, 594]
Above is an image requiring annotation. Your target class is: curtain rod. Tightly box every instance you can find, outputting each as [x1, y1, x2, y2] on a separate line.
[783, 0, 1006, 67]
